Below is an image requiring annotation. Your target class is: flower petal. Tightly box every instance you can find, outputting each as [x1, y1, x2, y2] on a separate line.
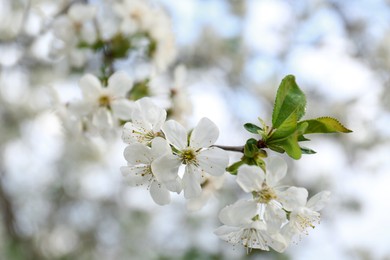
[92, 107, 112, 128]
[236, 165, 265, 193]
[214, 225, 242, 242]
[108, 71, 133, 96]
[182, 165, 202, 199]
[150, 137, 171, 159]
[150, 181, 171, 205]
[122, 122, 137, 144]
[268, 233, 288, 253]
[197, 147, 228, 176]
[278, 186, 308, 211]
[190, 117, 219, 149]
[265, 156, 287, 187]
[218, 199, 258, 226]
[111, 99, 134, 120]
[162, 120, 187, 150]
[120, 166, 149, 186]
[68, 3, 96, 22]
[306, 190, 331, 211]
[264, 204, 287, 234]
[123, 143, 152, 165]
[151, 154, 182, 193]
[134, 98, 166, 132]
[79, 74, 102, 101]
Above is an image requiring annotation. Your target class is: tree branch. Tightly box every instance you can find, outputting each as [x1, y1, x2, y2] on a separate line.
[211, 145, 244, 153]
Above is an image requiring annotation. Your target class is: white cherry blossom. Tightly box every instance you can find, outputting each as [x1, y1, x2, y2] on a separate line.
[121, 137, 180, 205]
[186, 173, 225, 211]
[122, 98, 167, 145]
[214, 199, 287, 252]
[113, 0, 176, 71]
[236, 157, 302, 231]
[282, 190, 331, 242]
[51, 3, 97, 67]
[152, 118, 229, 199]
[78, 71, 134, 131]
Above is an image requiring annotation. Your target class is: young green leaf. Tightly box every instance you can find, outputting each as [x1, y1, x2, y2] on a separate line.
[244, 123, 263, 134]
[298, 117, 352, 134]
[244, 138, 258, 158]
[269, 133, 302, 159]
[272, 75, 306, 129]
[268, 111, 297, 141]
[226, 160, 245, 175]
[267, 118, 307, 160]
[253, 156, 266, 172]
[301, 147, 316, 154]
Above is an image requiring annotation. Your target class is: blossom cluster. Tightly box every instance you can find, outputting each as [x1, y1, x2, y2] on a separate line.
[0, 0, 350, 258]
[215, 157, 330, 252]
[20, 0, 334, 254]
[119, 97, 330, 253]
[121, 98, 229, 206]
[50, 0, 176, 70]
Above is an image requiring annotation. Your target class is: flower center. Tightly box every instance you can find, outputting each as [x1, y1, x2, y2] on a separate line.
[181, 148, 197, 165]
[256, 184, 277, 204]
[295, 211, 320, 234]
[98, 95, 111, 108]
[240, 227, 267, 252]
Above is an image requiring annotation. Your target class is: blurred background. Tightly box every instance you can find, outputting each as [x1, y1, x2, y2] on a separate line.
[1, 0, 390, 259]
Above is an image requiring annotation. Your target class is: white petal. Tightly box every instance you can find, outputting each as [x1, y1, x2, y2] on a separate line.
[123, 143, 152, 165]
[92, 107, 112, 128]
[68, 3, 96, 22]
[79, 74, 102, 101]
[121, 120, 151, 144]
[80, 23, 97, 44]
[108, 71, 133, 96]
[52, 17, 73, 41]
[214, 225, 241, 242]
[278, 186, 308, 211]
[264, 204, 287, 234]
[182, 165, 202, 199]
[120, 166, 149, 186]
[151, 154, 182, 193]
[136, 98, 167, 132]
[162, 120, 187, 150]
[190, 117, 219, 149]
[265, 156, 287, 187]
[236, 165, 265, 193]
[268, 233, 288, 253]
[122, 122, 137, 144]
[150, 137, 171, 159]
[281, 223, 297, 243]
[150, 181, 171, 205]
[307, 191, 331, 211]
[197, 147, 228, 176]
[218, 199, 258, 226]
[111, 99, 133, 120]
[186, 193, 209, 212]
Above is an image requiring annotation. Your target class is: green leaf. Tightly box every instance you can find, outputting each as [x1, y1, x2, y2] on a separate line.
[298, 117, 352, 134]
[268, 144, 285, 154]
[278, 135, 301, 159]
[269, 111, 297, 141]
[254, 154, 266, 172]
[244, 123, 263, 134]
[301, 147, 316, 154]
[244, 138, 258, 158]
[226, 160, 245, 175]
[298, 135, 310, 142]
[268, 129, 302, 159]
[272, 75, 306, 129]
